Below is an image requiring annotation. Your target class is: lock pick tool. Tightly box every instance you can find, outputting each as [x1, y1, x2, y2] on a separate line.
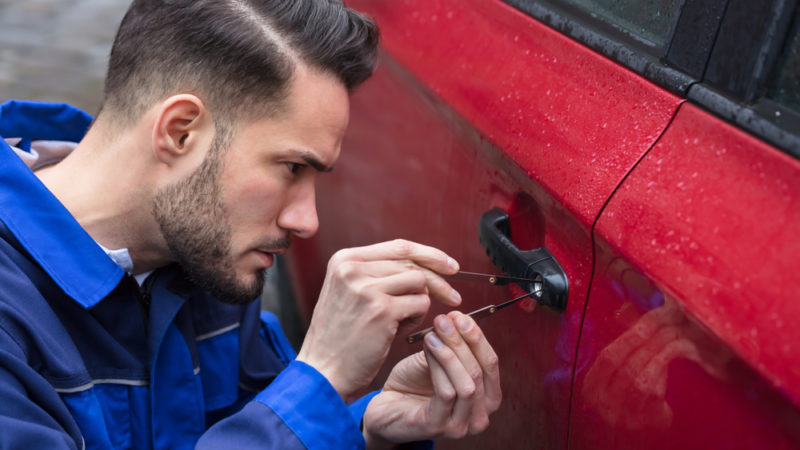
[406, 271, 542, 344]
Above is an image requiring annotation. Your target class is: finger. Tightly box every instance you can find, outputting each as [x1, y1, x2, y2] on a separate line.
[423, 335, 457, 428]
[448, 312, 502, 414]
[431, 316, 478, 436]
[336, 239, 459, 275]
[393, 294, 432, 336]
[437, 314, 490, 434]
[375, 270, 429, 296]
[362, 260, 461, 306]
[435, 315, 484, 392]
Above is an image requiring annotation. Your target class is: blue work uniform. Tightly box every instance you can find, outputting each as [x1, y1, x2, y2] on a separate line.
[0, 100, 378, 449]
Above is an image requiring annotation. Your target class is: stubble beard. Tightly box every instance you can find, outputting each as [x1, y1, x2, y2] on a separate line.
[151, 147, 267, 305]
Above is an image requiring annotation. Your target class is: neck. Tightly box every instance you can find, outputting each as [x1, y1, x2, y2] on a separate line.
[35, 116, 173, 273]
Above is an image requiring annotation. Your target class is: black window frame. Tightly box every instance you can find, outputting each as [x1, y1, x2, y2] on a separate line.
[689, 0, 800, 158]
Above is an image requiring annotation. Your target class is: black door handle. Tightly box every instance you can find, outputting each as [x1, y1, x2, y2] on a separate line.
[478, 208, 569, 311]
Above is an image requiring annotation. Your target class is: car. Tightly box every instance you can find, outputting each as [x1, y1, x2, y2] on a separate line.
[282, 0, 800, 448]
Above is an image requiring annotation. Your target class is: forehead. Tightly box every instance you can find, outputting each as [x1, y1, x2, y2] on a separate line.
[231, 65, 350, 163]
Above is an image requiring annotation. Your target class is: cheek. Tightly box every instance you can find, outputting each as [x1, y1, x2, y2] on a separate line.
[223, 175, 286, 226]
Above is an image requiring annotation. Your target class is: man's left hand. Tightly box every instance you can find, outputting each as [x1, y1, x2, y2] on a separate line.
[362, 311, 502, 447]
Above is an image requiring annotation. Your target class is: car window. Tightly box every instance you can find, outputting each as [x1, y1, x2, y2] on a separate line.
[767, 7, 800, 113]
[557, 0, 682, 46]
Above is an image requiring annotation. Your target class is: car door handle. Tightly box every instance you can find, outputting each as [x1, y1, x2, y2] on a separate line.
[479, 208, 569, 311]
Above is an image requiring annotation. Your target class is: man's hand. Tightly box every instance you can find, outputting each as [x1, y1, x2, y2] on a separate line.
[362, 311, 502, 447]
[295, 239, 462, 399]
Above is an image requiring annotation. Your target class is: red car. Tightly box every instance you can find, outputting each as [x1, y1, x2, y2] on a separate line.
[282, 0, 800, 448]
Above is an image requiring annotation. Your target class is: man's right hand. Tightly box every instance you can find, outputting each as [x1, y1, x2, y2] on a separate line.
[295, 239, 462, 399]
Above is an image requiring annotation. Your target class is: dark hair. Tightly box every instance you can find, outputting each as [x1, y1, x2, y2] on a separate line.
[101, 0, 379, 126]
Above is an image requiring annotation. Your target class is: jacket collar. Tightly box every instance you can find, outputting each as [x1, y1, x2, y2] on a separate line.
[0, 100, 124, 308]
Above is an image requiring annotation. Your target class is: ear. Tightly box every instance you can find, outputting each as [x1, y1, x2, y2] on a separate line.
[151, 94, 213, 167]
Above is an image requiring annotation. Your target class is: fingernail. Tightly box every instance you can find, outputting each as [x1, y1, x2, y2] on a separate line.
[456, 315, 473, 332]
[451, 288, 462, 303]
[436, 315, 454, 334]
[447, 257, 459, 271]
[426, 333, 443, 348]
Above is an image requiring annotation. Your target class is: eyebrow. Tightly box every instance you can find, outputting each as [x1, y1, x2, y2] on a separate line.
[291, 149, 334, 173]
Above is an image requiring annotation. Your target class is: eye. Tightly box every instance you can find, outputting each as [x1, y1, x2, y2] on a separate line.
[286, 162, 305, 174]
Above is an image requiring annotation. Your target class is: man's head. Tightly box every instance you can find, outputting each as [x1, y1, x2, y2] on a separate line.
[100, 0, 378, 304]
[102, 0, 378, 128]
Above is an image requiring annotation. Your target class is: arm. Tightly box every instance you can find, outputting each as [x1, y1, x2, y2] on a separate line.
[198, 311, 364, 449]
[206, 240, 500, 448]
[0, 328, 83, 449]
[198, 360, 364, 449]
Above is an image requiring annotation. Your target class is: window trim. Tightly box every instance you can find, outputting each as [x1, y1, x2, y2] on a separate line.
[695, 0, 800, 158]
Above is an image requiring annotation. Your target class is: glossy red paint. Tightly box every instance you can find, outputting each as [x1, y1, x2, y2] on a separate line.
[287, 0, 682, 447]
[346, 0, 681, 226]
[569, 104, 800, 447]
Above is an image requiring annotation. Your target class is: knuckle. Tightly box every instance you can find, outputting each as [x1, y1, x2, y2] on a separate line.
[448, 423, 469, 439]
[392, 239, 413, 257]
[411, 270, 427, 287]
[435, 348, 456, 364]
[328, 249, 348, 267]
[459, 381, 477, 399]
[468, 366, 483, 384]
[488, 396, 502, 413]
[439, 386, 456, 403]
[420, 294, 431, 310]
[335, 261, 358, 281]
[352, 281, 369, 298]
[364, 294, 387, 314]
[486, 353, 500, 372]
[472, 416, 490, 434]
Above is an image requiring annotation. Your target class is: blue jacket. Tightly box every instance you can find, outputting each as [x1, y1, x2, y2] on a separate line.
[0, 100, 377, 449]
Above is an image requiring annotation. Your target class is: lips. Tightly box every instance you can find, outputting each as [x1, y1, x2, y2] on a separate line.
[254, 250, 275, 268]
[252, 237, 291, 268]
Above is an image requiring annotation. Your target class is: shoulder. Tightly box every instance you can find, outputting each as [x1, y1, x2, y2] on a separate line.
[0, 237, 85, 378]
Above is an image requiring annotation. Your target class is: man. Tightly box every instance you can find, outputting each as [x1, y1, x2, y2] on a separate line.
[0, 0, 501, 448]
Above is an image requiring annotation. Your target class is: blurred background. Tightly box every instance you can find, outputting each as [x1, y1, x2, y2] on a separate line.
[0, 0, 128, 114]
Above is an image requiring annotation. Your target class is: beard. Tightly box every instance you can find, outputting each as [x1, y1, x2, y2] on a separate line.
[151, 143, 289, 305]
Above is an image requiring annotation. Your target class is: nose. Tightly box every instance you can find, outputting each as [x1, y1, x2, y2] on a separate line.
[277, 182, 319, 239]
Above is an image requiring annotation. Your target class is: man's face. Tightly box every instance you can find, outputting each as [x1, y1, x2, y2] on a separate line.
[153, 66, 349, 304]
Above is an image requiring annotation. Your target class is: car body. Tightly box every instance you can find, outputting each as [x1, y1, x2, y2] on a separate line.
[285, 0, 800, 448]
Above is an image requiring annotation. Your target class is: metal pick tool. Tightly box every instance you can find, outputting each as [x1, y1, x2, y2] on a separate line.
[406, 270, 543, 344]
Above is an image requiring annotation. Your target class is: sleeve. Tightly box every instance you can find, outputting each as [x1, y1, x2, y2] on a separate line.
[198, 311, 432, 449]
[347, 391, 435, 450]
[0, 326, 82, 449]
[197, 311, 365, 449]
[197, 360, 365, 449]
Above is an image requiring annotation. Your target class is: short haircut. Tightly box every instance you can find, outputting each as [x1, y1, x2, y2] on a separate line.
[101, 0, 379, 127]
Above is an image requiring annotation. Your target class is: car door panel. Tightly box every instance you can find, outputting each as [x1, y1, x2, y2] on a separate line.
[287, 0, 682, 447]
[290, 58, 587, 448]
[569, 103, 800, 448]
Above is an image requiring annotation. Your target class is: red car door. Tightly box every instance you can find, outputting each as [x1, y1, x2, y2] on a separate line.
[287, 0, 681, 447]
[569, 2, 800, 447]
[570, 103, 800, 449]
